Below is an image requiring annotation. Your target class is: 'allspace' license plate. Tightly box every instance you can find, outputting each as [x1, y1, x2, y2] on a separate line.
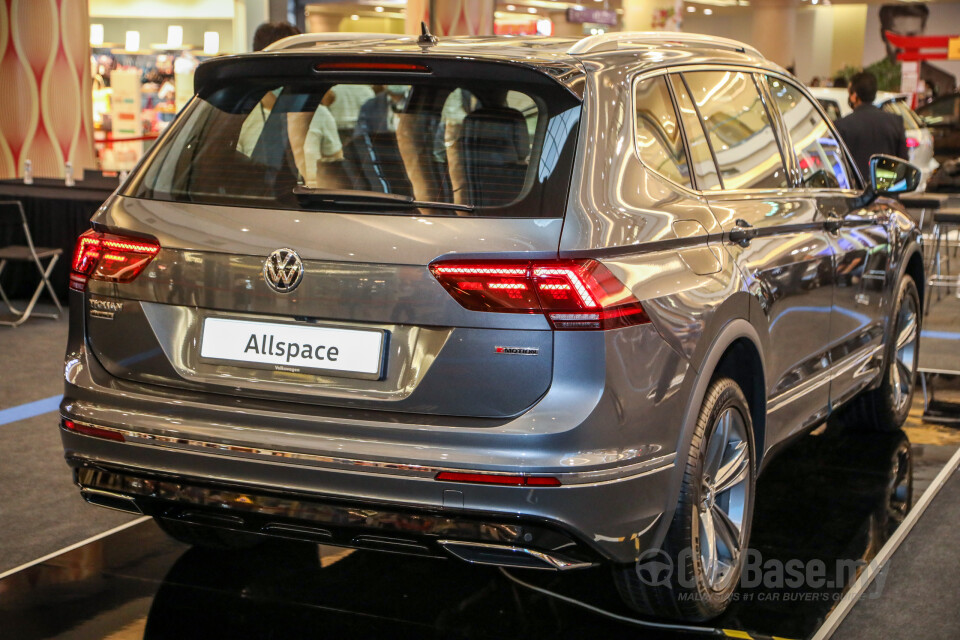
[200, 317, 385, 377]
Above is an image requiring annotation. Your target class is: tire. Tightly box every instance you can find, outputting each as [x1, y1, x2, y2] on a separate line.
[154, 516, 264, 550]
[836, 275, 920, 433]
[614, 377, 755, 621]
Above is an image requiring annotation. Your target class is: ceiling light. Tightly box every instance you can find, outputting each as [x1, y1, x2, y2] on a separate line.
[704, 8, 713, 14]
[687, 5, 696, 12]
[351, 14, 360, 20]
[124, 30, 140, 51]
[203, 31, 219, 55]
[90, 24, 104, 46]
[375, 6, 384, 12]
[166, 25, 183, 48]
[528, 7, 537, 13]
[506, 4, 515, 10]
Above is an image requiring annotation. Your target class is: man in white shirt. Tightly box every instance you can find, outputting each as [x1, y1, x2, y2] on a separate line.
[303, 104, 343, 184]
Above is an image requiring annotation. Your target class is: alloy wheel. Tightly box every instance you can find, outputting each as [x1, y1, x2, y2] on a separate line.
[890, 291, 919, 414]
[696, 407, 751, 592]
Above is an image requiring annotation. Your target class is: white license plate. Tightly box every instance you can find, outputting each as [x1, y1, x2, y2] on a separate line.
[200, 317, 385, 376]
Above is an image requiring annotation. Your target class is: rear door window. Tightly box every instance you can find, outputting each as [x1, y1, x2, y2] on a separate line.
[127, 73, 580, 217]
[681, 70, 788, 191]
[668, 75, 722, 190]
[633, 75, 691, 188]
[766, 77, 855, 190]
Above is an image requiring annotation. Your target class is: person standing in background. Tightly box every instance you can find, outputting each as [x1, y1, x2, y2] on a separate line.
[834, 71, 908, 181]
[236, 22, 300, 156]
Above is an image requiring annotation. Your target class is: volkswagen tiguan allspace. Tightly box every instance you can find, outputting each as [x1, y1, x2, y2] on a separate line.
[61, 32, 924, 621]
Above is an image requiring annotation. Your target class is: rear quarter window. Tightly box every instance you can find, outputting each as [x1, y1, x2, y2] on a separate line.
[633, 75, 691, 189]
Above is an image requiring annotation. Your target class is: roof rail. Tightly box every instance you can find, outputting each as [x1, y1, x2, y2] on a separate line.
[263, 33, 407, 51]
[567, 31, 762, 58]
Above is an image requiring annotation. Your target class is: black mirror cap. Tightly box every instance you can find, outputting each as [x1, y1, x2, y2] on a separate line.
[870, 154, 921, 196]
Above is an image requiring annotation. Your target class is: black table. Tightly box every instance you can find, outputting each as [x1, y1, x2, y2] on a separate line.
[0, 178, 117, 302]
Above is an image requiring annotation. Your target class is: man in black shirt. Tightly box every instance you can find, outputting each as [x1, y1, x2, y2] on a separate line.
[834, 71, 908, 183]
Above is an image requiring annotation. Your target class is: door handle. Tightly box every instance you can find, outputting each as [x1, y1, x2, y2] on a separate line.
[728, 219, 757, 247]
[824, 218, 843, 234]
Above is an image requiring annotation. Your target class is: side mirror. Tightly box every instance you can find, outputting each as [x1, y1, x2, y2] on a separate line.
[870, 154, 921, 195]
[852, 155, 921, 208]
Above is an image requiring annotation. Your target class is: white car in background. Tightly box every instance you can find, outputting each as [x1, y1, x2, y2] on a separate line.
[810, 87, 938, 190]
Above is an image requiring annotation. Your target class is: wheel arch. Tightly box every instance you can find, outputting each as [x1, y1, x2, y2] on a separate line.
[648, 317, 766, 552]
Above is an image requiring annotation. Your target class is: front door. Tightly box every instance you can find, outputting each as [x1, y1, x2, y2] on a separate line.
[761, 75, 891, 410]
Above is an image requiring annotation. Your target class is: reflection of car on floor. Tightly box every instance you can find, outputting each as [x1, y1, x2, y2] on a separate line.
[61, 31, 925, 622]
[810, 87, 939, 190]
[916, 92, 960, 162]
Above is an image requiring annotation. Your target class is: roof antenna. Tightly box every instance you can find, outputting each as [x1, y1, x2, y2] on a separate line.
[418, 21, 438, 47]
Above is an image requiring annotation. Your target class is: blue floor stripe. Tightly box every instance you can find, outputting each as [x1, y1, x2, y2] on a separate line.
[0, 395, 62, 426]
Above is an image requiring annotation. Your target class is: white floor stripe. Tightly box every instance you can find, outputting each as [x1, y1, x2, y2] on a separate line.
[812, 443, 960, 640]
[0, 516, 150, 581]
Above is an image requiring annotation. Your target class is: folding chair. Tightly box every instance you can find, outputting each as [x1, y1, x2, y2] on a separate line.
[0, 200, 63, 327]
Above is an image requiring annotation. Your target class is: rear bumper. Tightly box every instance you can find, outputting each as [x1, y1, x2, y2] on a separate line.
[61, 421, 674, 564]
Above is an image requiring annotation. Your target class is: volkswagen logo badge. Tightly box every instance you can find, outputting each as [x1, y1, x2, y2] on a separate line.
[263, 248, 304, 294]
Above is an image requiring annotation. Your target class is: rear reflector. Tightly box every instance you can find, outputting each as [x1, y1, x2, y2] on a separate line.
[70, 230, 160, 292]
[435, 471, 561, 487]
[62, 419, 125, 442]
[906, 137, 920, 148]
[429, 259, 649, 330]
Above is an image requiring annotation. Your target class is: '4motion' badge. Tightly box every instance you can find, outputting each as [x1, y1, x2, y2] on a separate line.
[495, 346, 539, 356]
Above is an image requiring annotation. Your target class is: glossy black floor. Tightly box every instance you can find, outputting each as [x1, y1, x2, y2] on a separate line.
[2, 413, 957, 640]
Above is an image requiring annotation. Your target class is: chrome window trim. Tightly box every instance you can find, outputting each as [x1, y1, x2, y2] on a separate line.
[61, 418, 676, 486]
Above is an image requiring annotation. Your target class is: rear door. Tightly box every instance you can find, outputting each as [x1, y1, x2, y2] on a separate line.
[84, 56, 582, 419]
[673, 69, 835, 440]
[763, 75, 890, 409]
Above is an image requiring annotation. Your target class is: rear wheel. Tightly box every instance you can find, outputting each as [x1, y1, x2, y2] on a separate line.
[614, 377, 755, 621]
[154, 516, 264, 550]
[836, 275, 920, 432]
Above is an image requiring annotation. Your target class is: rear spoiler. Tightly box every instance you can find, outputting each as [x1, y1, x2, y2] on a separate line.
[193, 53, 585, 100]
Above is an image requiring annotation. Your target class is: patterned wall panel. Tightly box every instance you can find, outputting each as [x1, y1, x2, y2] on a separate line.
[408, 0, 495, 37]
[0, 0, 95, 179]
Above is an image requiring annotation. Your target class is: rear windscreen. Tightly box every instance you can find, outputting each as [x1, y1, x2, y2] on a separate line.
[126, 73, 581, 217]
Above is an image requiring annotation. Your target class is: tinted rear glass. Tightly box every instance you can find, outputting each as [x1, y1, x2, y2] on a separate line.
[126, 71, 580, 217]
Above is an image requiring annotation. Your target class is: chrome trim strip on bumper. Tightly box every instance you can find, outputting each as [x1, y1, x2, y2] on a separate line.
[437, 540, 596, 570]
[61, 418, 676, 485]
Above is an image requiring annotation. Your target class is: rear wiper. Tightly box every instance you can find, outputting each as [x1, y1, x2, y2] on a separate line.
[293, 186, 474, 212]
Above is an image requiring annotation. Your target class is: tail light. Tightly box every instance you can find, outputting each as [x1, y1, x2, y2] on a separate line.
[70, 230, 160, 292]
[906, 137, 919, 148]
[429, 259, 649, 330]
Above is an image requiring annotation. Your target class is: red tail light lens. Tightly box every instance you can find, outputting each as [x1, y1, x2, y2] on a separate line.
[435, 471, 561, 487]
[906, 137, 920, 148]
[430, 259, 649, 330]
[70, 230, 160, 292]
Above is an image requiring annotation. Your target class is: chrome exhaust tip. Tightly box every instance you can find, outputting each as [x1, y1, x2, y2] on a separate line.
[80, 488, 144, 515]
[437, 540, 594, 570]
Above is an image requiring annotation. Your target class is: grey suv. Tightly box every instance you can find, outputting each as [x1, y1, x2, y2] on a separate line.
[61, 32, 924, 621]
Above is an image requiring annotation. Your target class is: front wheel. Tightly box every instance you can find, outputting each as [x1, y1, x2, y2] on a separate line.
[837, 275, 920, 432]
[614, 377, 755, 621]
